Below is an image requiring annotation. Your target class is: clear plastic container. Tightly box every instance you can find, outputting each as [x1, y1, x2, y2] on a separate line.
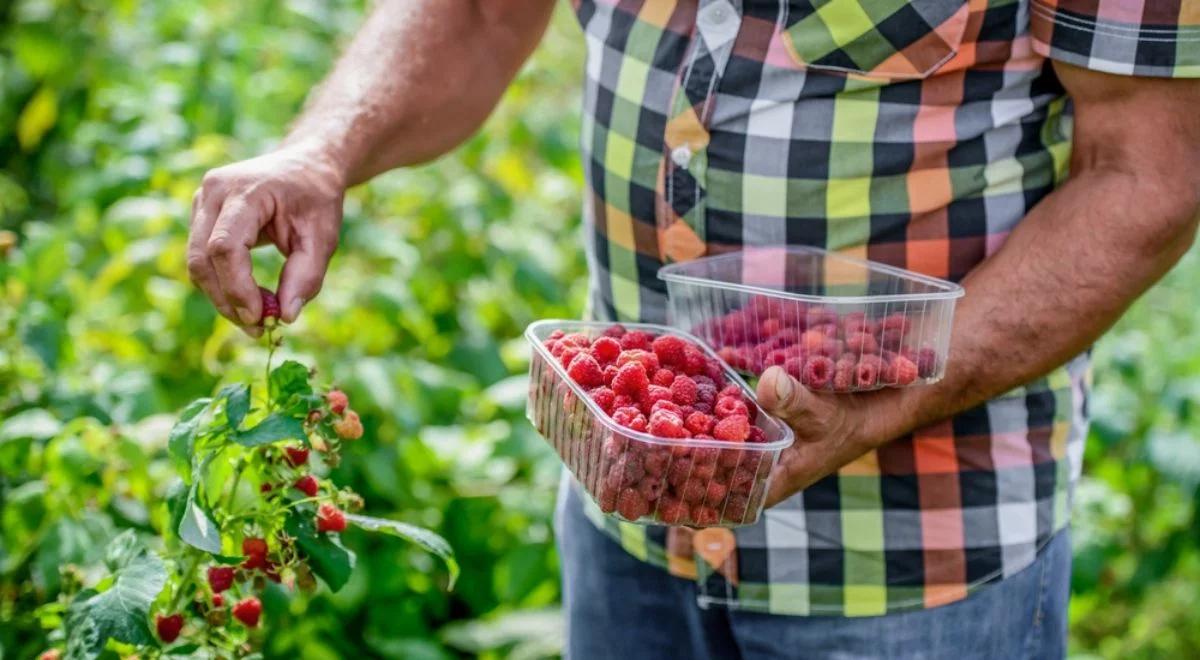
[659, 247, 964, 392]
[525, 320, 795, 527]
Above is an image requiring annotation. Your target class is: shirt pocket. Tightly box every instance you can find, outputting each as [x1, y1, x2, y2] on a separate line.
[781, 0, 970, 80]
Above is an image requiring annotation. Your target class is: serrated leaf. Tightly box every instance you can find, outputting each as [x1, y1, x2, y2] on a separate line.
[346, 513, 458, 589]
[285, 513, 355, 592]
[218, 383, 251, 430]
[104, 530, 142, 571]
[235, 413, 306, 447]
[168, 398, 211, 473]
[65, 539, 167, 656]
[270, 360, 312, 405]
[177, 483, 222, 554]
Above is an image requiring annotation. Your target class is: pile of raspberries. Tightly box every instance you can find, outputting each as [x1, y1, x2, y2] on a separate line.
[541, 326, 770, 525]
[702, 297, 939, 391]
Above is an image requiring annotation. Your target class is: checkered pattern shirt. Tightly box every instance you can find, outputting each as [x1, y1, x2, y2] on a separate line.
[568, 0, 1200, 616]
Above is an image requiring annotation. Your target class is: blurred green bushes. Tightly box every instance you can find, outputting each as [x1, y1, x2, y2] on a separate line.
[0, 1, 1197, 658]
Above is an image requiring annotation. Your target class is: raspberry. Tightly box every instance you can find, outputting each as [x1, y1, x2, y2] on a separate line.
[619, 330, 653, 351]
[603, 435, 627, 460]
[718, 445, 743, 469]
[748, 426, 766, 442]
[611, 406, 646, 430]
[639, 385, 673, 413]
[212, 593, 225, 607]
[241, 538, 268, 569]
[713, 415, 750, 441]
[603, 324, 627, 338]
[562, 332, 591, 347]
[156, 613, 184, 643]
[603, 364, 619, 385]
[723, 493, 751, 523]
[763, 348, 790, 367]
[39, 652, 62, 660]
[667, 458, 693, 487]
[652, 368, 676, 387]
[680, 478, 708, 504]
[855, 356, 883, 388]
[559, 346, 582, 368]
[845, 332, 879, 355]
[547, 329, 566, 341]
[650, 399, 684, 417]
[258, 287, 280, 322]
[879, 328, 905, 352]
[638, 476, 666, 502]
[704, 480, 729, 507]
[333, 410, 364, 440]
[326, 389, 349, 415]
[628, 415, 648, 432]
[567, 353, 605, 388]
[612, 362, 650, 397]
[718, 384, 744, 402]
[800, 329, 827, 353]
[591, 386, 616, 414]
[683, 346, 707, 375]
[316, 503, 347, 533]
[691, 505, 721, 527]
[802, 356, 835, 389]
[617, 349, 660, 373]
[760, 318, 783, 338]
[232, 596, 262, 627]
[643, 449, 670, 476]
[714, 396, 750, 420]
[285, 445, 309, 467]
[783, 356, 805, 380]
[591, 336, 622, 364]
[685, 411, 714, 435]
[207, 565, 236, 593]
[648, 409, 686, 438]
[650, 334, 687, 367]
[880, 313, 910, 333]
[657, 496, 689, 524]
[617, 488, 650, 520]
[549, 340, 566, 357]
[669, 375, 698, 405]
[294, 474, 319, 497]
[597, 480, 619, 513]
[730, 468, 757, 494]
[888, 355, 919, 385]
[915, 347, 938, 378]
[833, 357, 856, 391]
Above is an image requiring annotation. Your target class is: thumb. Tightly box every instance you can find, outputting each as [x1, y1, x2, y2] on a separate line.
[276, 241, 333, 324]
[756, 366, 823, 435]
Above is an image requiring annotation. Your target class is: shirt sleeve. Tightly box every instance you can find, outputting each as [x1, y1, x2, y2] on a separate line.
[1030, 0, 1200, 77]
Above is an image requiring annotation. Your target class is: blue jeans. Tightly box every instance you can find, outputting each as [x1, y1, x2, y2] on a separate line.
[558, 486, 1071, 660]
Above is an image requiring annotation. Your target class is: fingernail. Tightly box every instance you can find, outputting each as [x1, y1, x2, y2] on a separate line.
[284, 297, 303, 323]
[244, 326, 263, 339]
[235, 306, 256, 325]
[773, 369, 793, 402]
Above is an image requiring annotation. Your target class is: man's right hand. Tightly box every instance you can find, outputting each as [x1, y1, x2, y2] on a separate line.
[188, 145, 345, 336]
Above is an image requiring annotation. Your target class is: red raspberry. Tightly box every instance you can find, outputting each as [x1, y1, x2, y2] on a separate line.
[293, 474, 319, 497]
[651, 335, 688, 367]
[718, 445, 743, 469]
[591, 386, 617, 414]
[833, 357, 856, 392]
[212, 593, 225, 607]
[207, 565, 236, 593]
[617, 349, 660, 373]
[680, 478, 708, 504]
[705, 359, 727, 386]
[619, 330, 653, 351]
[888, 355, 919, 385]
[760, 318, 783, 337]
[611, 406, 644, 430]
[639, 384, 673, 413]
[591, 336, 622, 364]
[783, 356, 805, 380]
[562, 332, 591, 347]
[549, 340, 566, 357]
[718, 384, 744, 402]
[685, 411, 714, 435]
[667, 458, 693, 487]
[683, 346, 706, 375]
[648, 409, 686, 438]
[670, 375, 698, 405]
[763, 348, 790, 368]
[713, 415, 750, 441]
[704, 480, 729, 507]
[232, 596, 262, 627]
[326, 389, 349, 415]
[241, 538, 268, 569]
[652, 368, 676, 387]
[845, 332, 879, 355]
[607, 453, 645, 488]
[613, 393, 636, 409]
[915, 347, 938, 378]
[603, 324, 627, 338]
[748, 426, 766, 442]
[691, 505, 721, 527]
[547, 329, 566, 341]
[597, 480, 619, 512]
[567, 353, 605, 388]
[612, 362, 649, 397]
[603, 435, 627, 460]
[880, 313, 910, 333]
[258, 287, 280, 322]
[316, 503, 347, 533]
[879, 328, 905, 352]
[855, 355, 883, 388]
[714, 396, 750, 420]
[730, 468, 757, 495]
[616, 488, 650, 520]
[643, 449, 670, 476]
[603, 364, 620, 385]
[638, 476, 666, 502]
[802, 356, 835, 389]
[650, 399, 684, 417]
[156, 613, 184, 643]
[559, 346, 582, 368]
[800, 330, 827, 353]
[723, 493, 751, 523]
[333, 410, 364, 440]
[657, 496, 689, 524]
[285, 445, 309, 467]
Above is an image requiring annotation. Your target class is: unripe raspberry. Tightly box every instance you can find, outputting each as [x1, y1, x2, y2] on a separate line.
[206, 565, 236, 593]
[232, 596, 262, 627]
[327, 389, 349, 415]
[316, 503, 347, 533]
[155, 613, 184, 642]
[39, 651, 62, 660]
[333, 410, 363, 440]
[258, 287, 280, 323]
[293, 474, 319, 497]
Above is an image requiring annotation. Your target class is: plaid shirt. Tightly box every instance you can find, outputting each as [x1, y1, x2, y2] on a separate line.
[569, 0, 1200, 616]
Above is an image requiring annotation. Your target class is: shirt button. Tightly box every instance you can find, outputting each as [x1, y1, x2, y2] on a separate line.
[671, 145, 693, 168]
[708, 5, 729, 25]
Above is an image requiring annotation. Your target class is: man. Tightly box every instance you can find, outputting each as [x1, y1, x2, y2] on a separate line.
[188, 1, 1200, 657]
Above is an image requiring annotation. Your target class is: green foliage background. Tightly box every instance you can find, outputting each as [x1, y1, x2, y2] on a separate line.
[0, 1, 1197, 658]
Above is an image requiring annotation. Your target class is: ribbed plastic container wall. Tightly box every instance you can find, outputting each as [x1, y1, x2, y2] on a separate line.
[659, 247, 964, 392]
[525, 321, 794, 527]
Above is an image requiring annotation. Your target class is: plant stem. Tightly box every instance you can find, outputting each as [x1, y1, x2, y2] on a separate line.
[167, 552, 202, 612]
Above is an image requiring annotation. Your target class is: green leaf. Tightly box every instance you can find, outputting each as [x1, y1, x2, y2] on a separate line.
[177, 483, 222, 554]
[0, 408, 62, 443]
[270, 360, 312, 404]
[168, 398, 211, 473]
[346, 513, 459, 589]
[17, 86, 58, 151]
[218, 383, 251, 430]
[285, 512, 355, 592]
[165, 643, 202, 655]
[235, 413, 306, 447]
[64, 536, 167, 656]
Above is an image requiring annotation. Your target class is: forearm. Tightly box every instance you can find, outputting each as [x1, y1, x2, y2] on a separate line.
[882, 167, 1199, 439]
[282, 0, 554, 186]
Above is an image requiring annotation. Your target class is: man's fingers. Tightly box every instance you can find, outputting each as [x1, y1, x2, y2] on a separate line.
[756, 366, 821, 439]
[276, 236, 333, 323]
[187, 191, 238, 322]
[208, 196, 267, 326]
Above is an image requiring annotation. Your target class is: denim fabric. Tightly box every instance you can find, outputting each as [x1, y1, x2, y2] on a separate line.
[558, 485, 1071, 660]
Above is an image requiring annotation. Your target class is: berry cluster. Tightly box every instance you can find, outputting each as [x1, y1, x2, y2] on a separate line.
[702, 296, 939, 391]
[537, 326, 773, 526]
